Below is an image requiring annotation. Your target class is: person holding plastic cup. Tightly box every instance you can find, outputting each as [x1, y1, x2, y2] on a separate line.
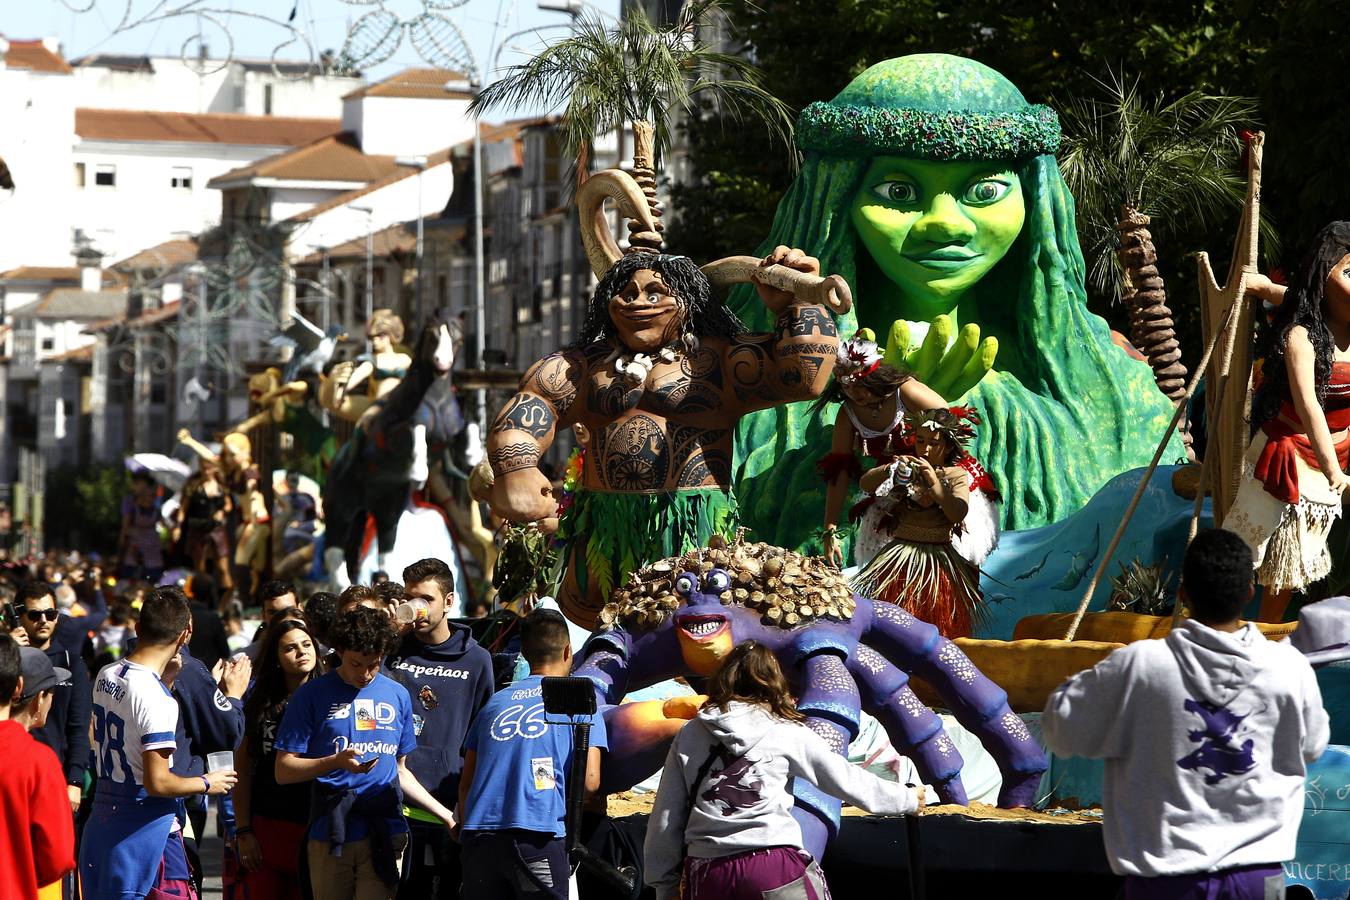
[386, 559, 494, 900]
[233, 619, 321, 899]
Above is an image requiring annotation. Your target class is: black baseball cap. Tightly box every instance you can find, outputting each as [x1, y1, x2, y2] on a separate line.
[18, 647, 70, 701]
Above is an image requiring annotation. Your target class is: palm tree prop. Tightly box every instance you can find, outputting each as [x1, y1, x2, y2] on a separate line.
[1058, 72, 1272, 403]
[470, 0, 793, 252]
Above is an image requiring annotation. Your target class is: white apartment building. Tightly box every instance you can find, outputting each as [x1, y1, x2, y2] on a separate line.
[0, 36, 360, 272]
[71, 108, 340, 263]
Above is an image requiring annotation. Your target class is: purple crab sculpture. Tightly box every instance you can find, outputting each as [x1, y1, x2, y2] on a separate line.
[573, 535, 1049, 856]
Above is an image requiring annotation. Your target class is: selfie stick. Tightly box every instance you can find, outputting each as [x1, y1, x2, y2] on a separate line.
[541, 676, 637, 894]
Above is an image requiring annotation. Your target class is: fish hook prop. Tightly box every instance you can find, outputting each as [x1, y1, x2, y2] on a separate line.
[576, 167, 853, 315]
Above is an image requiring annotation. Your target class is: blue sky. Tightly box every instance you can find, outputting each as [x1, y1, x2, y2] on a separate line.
[3, 0, 619, 103]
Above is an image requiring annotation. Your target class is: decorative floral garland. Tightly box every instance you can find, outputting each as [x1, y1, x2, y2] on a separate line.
[556, 446, 585, 518]
[795, 102, 1061, 161]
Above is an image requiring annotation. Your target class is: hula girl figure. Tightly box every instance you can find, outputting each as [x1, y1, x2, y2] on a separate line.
[818, 333, 1000, 569]
[850, 408, 985, 638]
[1226, 222, 1350, 621]
[730, 54, 1179, 552]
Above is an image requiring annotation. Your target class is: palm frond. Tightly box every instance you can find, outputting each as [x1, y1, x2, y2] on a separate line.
[470, 0, 793, 170]
[1056, 69, 1272, 301]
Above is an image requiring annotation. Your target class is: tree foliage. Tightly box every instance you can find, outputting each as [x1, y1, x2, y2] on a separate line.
[471, 0, 793, 169]
[667, 0, 1349, 372]
[1056, 73, 1271, 301]
[45, 464, 129, 555]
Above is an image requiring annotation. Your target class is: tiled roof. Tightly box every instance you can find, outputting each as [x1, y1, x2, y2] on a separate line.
[76, 108, 340, 146]
[0, 266, 80, 282]
[71, 53, 152, 72]
[3, 40, 72, 74]
[296, 223, 420, 264]
[45, 344, 94, 363]
[112, 238, 199, 272]
[127, 300, 181, 328]
[286, 146, 453, 223]
[286, 121, 528, 225]
[343, 67, 473, 101]
[208, 132, 400, 188]
[31, 288, 127, 320]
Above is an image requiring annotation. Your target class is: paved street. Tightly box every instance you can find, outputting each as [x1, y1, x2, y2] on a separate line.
[199, 807, 224, 899]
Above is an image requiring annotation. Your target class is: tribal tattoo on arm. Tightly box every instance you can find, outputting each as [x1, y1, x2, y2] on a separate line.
[724, 304, 839, 412]
[491, 394, 557, 439]
[487, 349, 586, 477]
[489, 441, 541, 474]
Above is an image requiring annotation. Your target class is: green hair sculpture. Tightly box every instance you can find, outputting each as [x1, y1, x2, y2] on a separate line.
[731, 54, 1182, 549]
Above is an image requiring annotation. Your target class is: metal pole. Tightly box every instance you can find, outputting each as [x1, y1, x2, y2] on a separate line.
[196, 271, 207, 435]
[472, 90, 487, 432]
[415, 166, 425, 326]
[320, 249, 331, 333]
[365, 217, 374, 329]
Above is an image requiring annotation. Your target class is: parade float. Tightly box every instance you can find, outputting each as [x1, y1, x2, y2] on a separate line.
[471, 13, 1347, 889]
[321, 311, 470, 596]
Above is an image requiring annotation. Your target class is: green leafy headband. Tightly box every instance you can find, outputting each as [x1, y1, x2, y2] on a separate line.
[795, 101, 1061, 161]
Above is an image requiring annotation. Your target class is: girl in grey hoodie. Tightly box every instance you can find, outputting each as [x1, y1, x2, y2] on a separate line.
[644, 641, 922, 900]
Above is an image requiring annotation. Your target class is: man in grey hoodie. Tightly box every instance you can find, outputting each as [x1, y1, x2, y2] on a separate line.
[1043, 528, 1329, 899]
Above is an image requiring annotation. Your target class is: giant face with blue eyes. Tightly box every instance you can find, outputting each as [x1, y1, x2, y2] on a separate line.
[671, 567, 735, 674]
[849, 157, 1025, 319]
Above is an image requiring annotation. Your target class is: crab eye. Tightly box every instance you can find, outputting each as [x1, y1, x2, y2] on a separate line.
[674, 573, 697, 596]
[705, 569, 731, 593]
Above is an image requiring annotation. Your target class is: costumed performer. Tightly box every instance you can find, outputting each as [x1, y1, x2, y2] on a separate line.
[487, 247, 838, 629]
[174, 461, 233, 596]
[730, 54, 1181, 552]
[1226, 221, 1350, 621]
[817, 332, 999, 569]
[232, 368, 336, 485]
[321, 308, 411, 425]
[850, 408, 985, 638]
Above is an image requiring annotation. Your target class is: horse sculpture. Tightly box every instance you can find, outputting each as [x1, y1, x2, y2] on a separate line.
[323, 312, 460, 582]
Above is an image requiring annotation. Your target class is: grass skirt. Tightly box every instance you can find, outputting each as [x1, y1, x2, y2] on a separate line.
[850, 538, 983, 638]
[555, 488, 739, 598]
[1225, 431, 1341, 592]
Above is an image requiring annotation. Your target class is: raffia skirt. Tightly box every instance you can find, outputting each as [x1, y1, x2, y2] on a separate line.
[1224, 431, 1342, 592]
[850, 538, 983, 638]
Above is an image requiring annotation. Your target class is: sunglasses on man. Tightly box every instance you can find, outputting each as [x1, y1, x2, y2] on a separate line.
[24, 609, 59, 622]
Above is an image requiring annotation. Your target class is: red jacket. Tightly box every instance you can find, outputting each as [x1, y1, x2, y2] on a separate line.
[0, 720, 75, 898]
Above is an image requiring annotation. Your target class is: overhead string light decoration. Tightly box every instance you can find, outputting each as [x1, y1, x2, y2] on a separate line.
[56, 0, 325, 76]
[336, 0, 476, 74]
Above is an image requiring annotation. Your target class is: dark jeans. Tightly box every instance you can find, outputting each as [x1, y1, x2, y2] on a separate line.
[459, 830, 568, 900]
[398, 820, 462, 900]
[1125, 864, 1286, 900]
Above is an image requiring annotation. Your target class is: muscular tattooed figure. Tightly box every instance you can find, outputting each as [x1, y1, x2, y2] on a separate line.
[488, 246, 838, 626]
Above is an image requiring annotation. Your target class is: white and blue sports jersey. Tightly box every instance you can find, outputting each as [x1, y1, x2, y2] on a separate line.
[90, 659, 179, 788]
[80, 659, 186, 900]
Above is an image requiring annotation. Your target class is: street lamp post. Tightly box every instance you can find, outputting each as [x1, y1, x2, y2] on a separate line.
[348, 204, 374, 342]
[471, 94, 487, 432]
[394, 156, 428, 326]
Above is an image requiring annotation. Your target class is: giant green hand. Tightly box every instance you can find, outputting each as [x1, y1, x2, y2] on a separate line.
[880, 315, 997, 401]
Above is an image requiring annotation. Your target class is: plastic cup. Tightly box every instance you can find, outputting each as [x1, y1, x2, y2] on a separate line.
[394, 598, 431, 625]
[206, 751, 234, 773]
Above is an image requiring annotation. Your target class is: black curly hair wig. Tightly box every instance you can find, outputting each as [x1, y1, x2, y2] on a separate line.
[330, 605, 396, 657]
[572, 252, 745, 349]
[1252, 221, 1350, 431]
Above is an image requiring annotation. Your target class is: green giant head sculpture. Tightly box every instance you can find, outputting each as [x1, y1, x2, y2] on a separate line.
[730, 54, 1181, 548]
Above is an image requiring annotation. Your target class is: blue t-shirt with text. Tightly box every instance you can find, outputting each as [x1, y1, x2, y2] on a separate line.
[274, 670, 417, 841]
[460, 675, 607, 837]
